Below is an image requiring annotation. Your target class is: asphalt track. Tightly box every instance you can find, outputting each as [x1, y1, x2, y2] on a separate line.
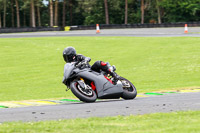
[0, 92, 200, 122]
[0, 27, 200, 38]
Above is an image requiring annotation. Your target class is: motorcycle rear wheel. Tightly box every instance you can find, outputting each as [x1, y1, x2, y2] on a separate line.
[70, 80, 97, 103]
[119, 77, 137, 100]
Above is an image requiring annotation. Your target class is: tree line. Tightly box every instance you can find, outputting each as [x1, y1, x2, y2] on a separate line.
[0, 0, 200, 28]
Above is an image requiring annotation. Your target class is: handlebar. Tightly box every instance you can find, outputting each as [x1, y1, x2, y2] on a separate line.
[76, 59, 90, 68]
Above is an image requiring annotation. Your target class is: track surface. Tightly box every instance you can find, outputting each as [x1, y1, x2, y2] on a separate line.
[0, 92, 200, 122]
[0, 27, 200, 38]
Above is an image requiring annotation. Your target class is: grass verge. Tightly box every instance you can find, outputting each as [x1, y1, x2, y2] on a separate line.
[0, 37, 200, 101]
[0, 111, 200, 133]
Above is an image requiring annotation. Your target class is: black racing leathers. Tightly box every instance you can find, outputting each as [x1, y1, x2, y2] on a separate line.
[91, 61, 110, 73]
[68, 54, 110, 73]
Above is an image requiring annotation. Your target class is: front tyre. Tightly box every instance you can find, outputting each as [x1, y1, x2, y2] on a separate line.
[119, 77, 137, 100]
[70, 80, 97, 103]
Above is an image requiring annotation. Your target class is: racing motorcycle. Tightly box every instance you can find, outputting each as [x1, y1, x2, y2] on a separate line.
[62, 59, 137, 103]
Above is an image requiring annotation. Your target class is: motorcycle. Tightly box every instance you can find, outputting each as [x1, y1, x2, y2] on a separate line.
[62, 59, 137, 103]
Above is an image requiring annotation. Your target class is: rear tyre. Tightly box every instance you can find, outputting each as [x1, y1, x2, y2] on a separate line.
[70, 80, 97, 103]
[119, 77, 137, 100]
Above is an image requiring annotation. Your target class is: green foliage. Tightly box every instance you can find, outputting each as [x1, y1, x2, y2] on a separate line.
[1, 0, 200, 27]
[1, 111, 200, 133]
[0, 0, 4, 10]
[160, 0, 200, 22]
[82, 0, 105, 25]
[0, 37, 200, 101]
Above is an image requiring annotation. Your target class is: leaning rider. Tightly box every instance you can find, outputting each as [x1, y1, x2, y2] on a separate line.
[62, 46, 118, 79]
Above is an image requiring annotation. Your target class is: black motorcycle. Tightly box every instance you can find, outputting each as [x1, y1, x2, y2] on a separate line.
[62, 59, 137, 102]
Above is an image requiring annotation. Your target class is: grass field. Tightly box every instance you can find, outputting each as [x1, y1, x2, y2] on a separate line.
[0, 110, 200, 133]
[0, 37, 200, 101]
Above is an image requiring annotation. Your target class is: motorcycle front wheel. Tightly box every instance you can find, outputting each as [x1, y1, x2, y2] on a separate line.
[119, 77, 137, 100]
[70, 80, 97, 103]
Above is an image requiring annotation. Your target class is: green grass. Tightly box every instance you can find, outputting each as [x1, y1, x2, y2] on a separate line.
[190, 32, 200, 34]
[1, 111, 200, 133]
[0, 37, 200, 101]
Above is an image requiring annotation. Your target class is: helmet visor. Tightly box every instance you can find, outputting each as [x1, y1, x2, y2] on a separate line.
[67, 54, 76, 62]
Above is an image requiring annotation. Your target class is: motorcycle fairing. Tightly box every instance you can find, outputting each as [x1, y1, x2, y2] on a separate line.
[76, 69, 124, 98]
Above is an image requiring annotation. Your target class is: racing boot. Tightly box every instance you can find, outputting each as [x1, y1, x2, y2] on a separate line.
[110, 71, 120, 84]
[102, 62, 119, 82]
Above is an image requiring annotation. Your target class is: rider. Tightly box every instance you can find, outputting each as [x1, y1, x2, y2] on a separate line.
[63, 46, 117, 78]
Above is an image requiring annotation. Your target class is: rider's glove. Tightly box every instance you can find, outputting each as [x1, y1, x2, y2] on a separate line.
[85, 57, 91, 62]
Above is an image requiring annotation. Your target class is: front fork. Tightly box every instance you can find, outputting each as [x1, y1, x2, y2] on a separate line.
[79, 78, 96, 92]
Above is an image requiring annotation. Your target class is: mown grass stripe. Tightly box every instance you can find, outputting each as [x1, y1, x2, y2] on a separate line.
[60, 99, 81, 102]
[0, 105, 8, 108]
[145, 92, 164, 95]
